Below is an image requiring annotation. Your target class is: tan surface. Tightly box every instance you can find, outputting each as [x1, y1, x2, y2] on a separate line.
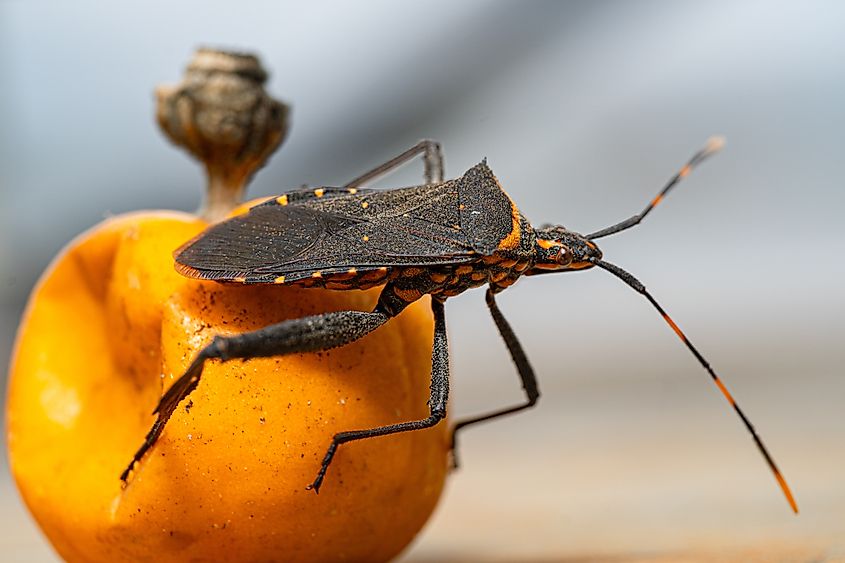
[398, 310, 844, 561]
[5, 369, 841, 562]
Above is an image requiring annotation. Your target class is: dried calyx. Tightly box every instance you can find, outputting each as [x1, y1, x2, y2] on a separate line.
[156, 48, 290, 222]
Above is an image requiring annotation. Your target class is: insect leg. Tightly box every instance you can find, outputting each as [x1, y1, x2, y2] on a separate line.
[449, 287, 539, 468]
[307, 297, 449, 493]
[120, 307, 393, 484]
[343, 139, 444, 188]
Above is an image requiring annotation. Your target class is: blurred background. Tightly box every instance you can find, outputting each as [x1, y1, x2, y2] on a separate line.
[2, 0, 843, 560]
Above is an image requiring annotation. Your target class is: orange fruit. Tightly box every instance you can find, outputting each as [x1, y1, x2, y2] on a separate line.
[7, 207, 449, 562]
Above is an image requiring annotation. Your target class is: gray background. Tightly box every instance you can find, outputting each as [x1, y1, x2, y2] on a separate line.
[2, 1, 843, 560]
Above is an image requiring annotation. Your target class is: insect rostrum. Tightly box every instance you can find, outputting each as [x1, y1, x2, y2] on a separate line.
[121, 139, 797, 513]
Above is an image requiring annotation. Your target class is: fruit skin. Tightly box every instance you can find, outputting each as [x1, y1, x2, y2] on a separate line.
[7, 210, 448, 562]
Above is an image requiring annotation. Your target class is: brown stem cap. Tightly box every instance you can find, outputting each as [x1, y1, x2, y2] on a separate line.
[156, 48, 290, 222]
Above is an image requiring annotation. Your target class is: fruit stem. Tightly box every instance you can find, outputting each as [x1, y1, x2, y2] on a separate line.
[156, 48, 290, 222]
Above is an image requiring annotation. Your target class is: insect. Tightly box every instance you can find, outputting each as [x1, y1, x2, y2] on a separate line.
[121, 139, 797, 512]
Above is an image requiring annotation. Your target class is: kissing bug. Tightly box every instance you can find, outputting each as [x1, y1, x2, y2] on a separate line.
[121, 139, 798, 513]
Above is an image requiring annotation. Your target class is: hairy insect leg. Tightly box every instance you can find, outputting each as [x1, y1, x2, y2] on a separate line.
[307, 297, 450, 493]
[450, 288, 539, 468]
[343, 139, 444, 188]
[120, 308, 393, 484]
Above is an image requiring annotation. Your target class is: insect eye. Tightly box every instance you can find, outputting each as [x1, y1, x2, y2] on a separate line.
[556, 246, 573, 265]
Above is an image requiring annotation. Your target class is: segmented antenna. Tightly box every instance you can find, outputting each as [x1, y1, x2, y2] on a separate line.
[590, 258, 798, 514]
[587, 136, 725, 240]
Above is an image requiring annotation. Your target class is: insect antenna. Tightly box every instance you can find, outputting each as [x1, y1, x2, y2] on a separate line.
[587, 136, 725, 240]
[589, 257, 799, 514]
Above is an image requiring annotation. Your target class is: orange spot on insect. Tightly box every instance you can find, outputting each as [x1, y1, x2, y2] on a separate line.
[429, 272, 448, 283]
[393, 286, 422, 302]
[362, 235, 370, 242]
[490, 271, 508, 282]
[714, 377, 736, 406]
[326, 270, 356, 281]
[497, 201, 522, 250]
[361, 202, 369, 209]
[651, 194, 664, 207]
[311, 271, 323, 279]
[314, 188, 325, 198]
[348, 188, 358, 195]
[276, 195, 288, 206]
[455, 265, 473, 275]
[273, 276, 286, 284]
[459, 204, 465, 210]
[233, 276, 247, 283]
[537, 238, 560, 250]
[679, 164, 691, 178]
[775, 471, 799, 514]
[662, 313, 685, 340]
[360, 269, 388, 282]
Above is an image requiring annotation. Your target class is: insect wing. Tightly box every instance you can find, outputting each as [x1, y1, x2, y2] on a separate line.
[175, 182, 478, 282]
